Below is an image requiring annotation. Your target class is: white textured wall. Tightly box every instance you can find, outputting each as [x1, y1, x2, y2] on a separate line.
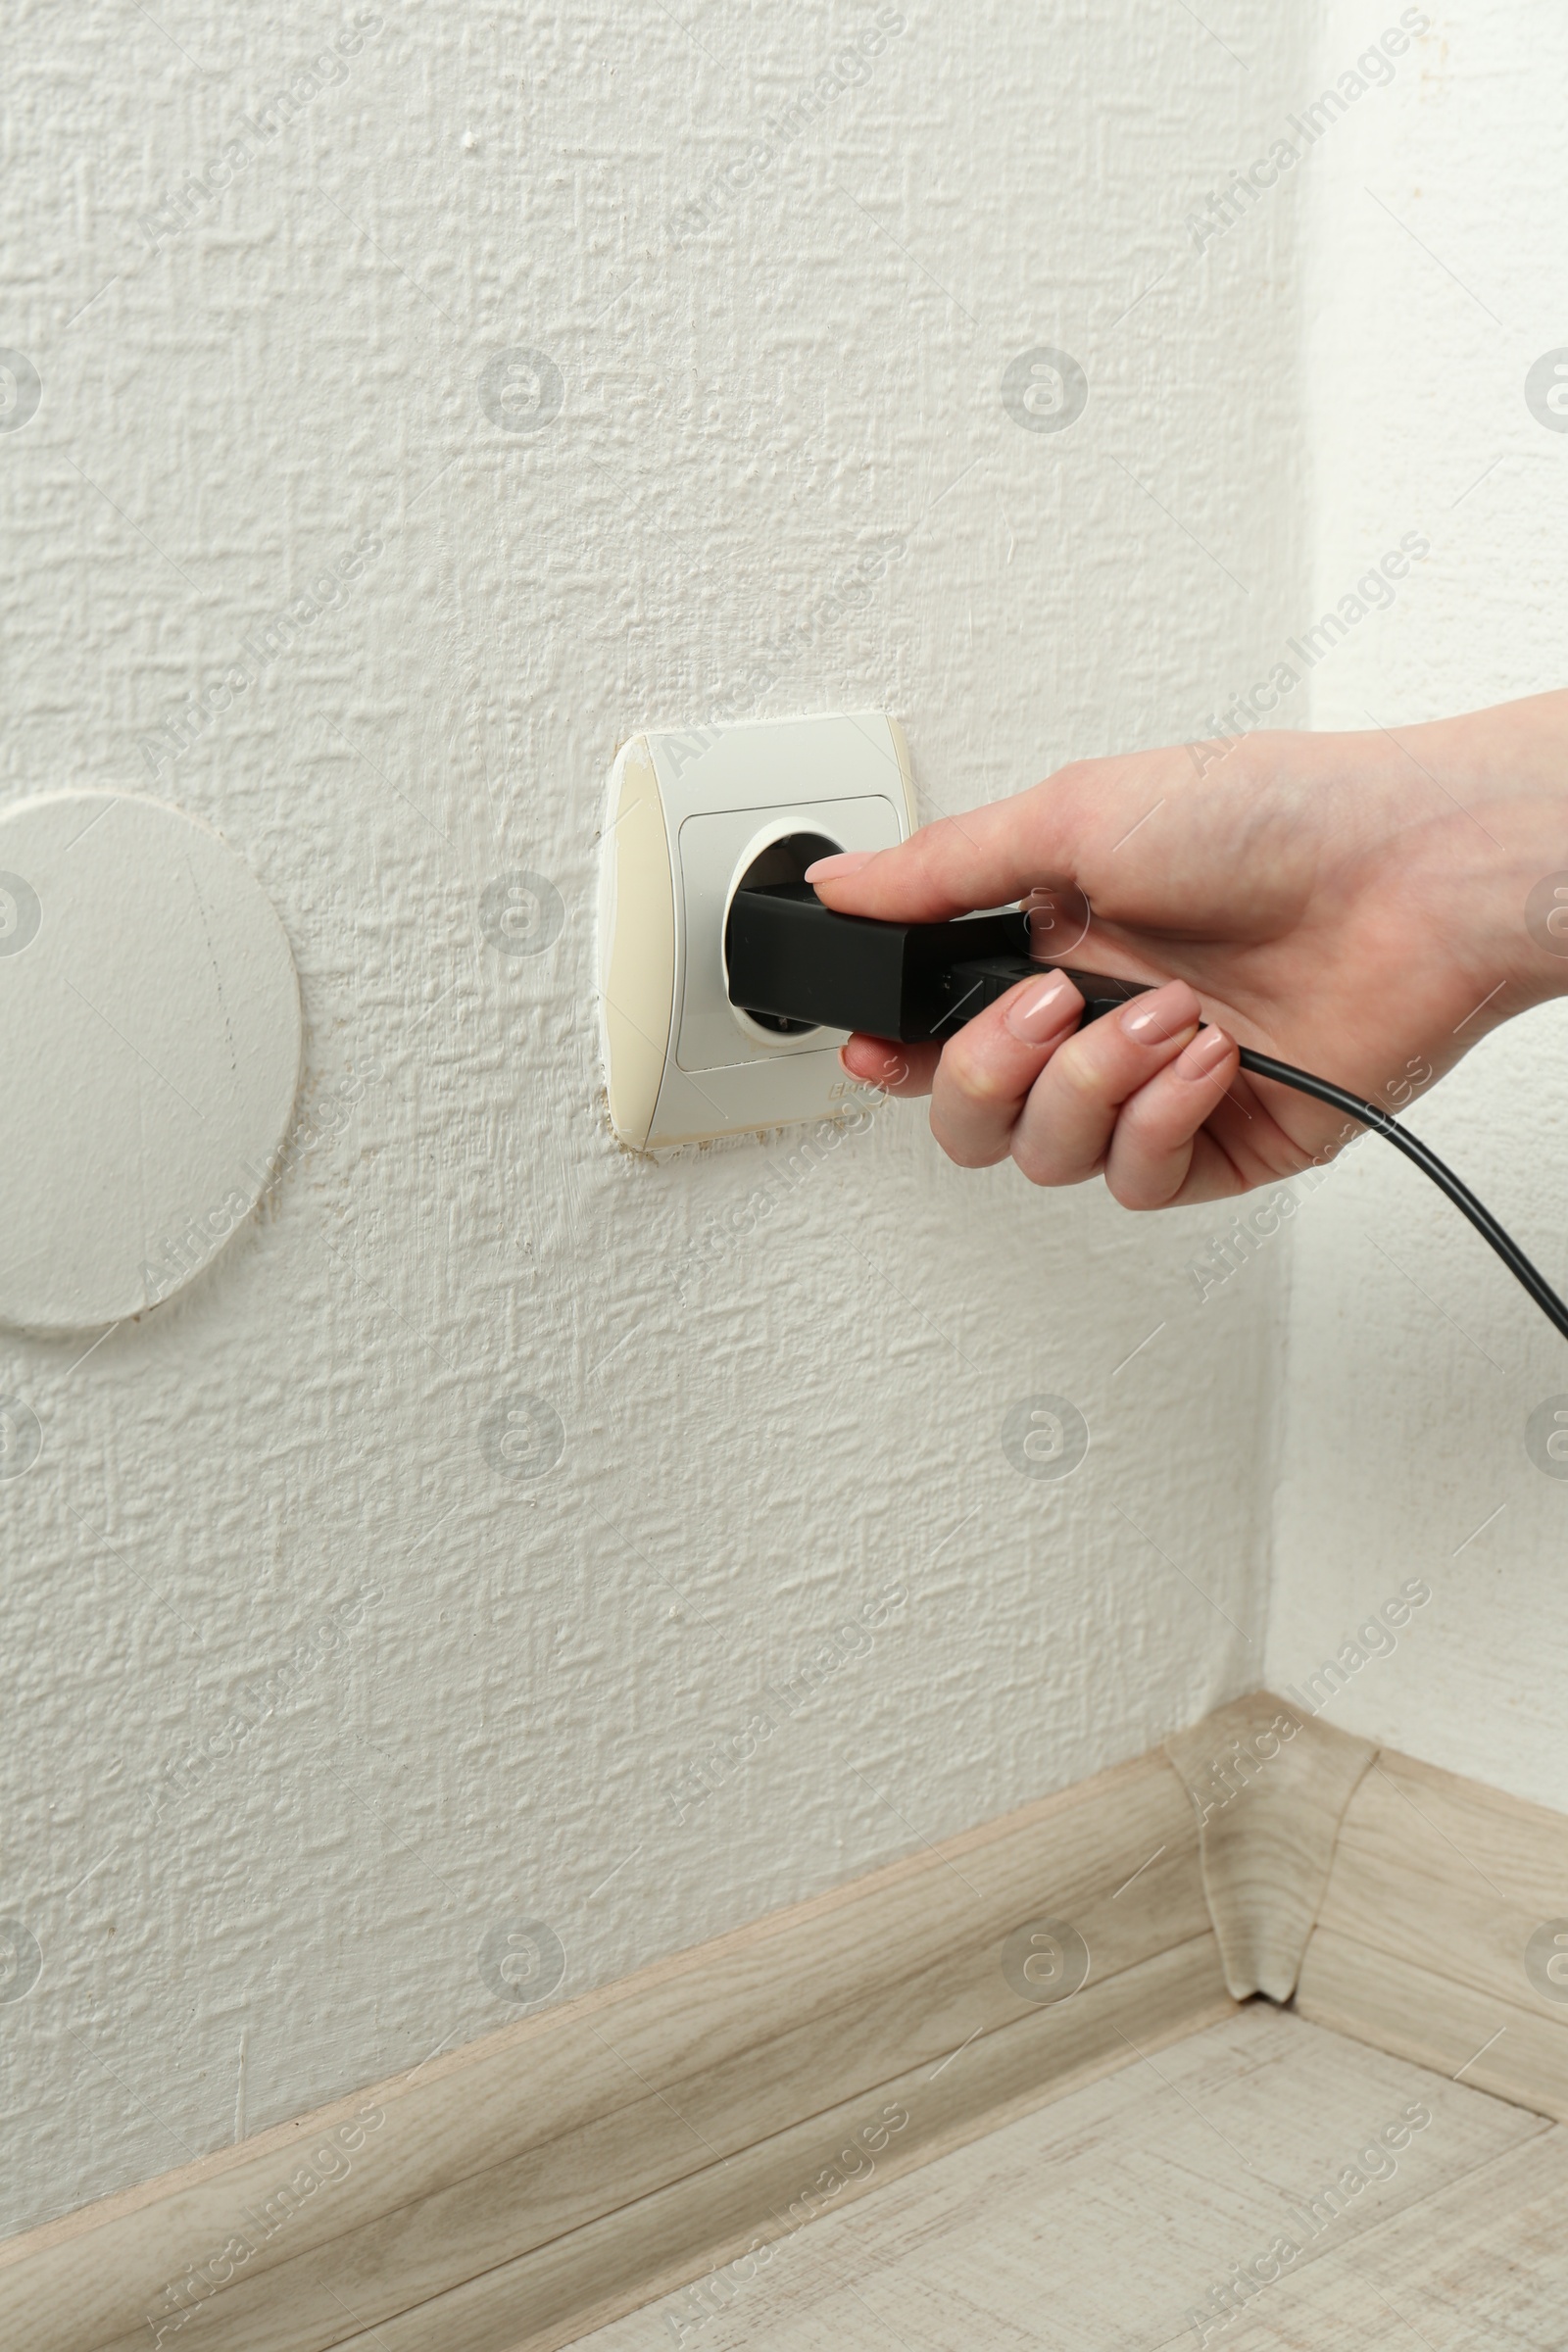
[1265, 5, 1568, 1806]
[0, 2, 1303, 2233]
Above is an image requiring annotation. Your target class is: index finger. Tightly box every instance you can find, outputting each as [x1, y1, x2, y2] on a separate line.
[804, 755, 1170, 924]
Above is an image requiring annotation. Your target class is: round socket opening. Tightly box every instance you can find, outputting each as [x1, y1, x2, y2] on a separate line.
[724, 828, 843, 1042]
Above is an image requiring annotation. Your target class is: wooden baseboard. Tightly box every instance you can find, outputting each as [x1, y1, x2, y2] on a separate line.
[1163, 1691, 1377, 2000]
[1297, 1743, 1568, 2119]
[328, 1937, 1226, 2352]
[0, 1738, 1229, 2352]
[5, 1695, 1565, 2352]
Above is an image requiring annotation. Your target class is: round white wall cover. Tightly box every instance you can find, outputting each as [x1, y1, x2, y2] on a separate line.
[0, 791, 302, 1332]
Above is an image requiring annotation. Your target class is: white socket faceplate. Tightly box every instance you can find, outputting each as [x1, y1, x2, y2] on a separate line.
[597, 713, 914, 1149]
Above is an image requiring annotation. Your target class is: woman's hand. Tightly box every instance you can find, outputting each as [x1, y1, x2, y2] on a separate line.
[808, 693, 1568, 1207]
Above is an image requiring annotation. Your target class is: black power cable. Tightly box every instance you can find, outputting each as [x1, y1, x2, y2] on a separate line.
[725, 883, 1568, 1346]
[1233, 1046, 1568, 1345]
[992, 960, 1568, 1345]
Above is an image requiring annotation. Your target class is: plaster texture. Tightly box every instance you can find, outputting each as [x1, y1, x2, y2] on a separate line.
[1263, 2, 1568, 1811]
[0, 0, 1307, 2233]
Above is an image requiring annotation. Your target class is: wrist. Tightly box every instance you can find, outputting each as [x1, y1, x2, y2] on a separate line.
[1487, 795, 1568, 1006]
[1411, 697, 1568, 1008]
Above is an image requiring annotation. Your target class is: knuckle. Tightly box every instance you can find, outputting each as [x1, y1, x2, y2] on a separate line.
[930, 1110, 1004, 1169]
[1010, 1137, 1078, 1190]
[1103, 1161, 1139, 1208]
[910, 817, 964, 876]
[1105, 1167, 1163, 1211]
[1041, 756, 1098, 799]
[1049, 1048, 1114, 1112]
[944, 1052, 1020, 1110]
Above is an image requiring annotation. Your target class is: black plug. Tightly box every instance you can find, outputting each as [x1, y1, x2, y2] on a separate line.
[725, 882, 1149, 1042]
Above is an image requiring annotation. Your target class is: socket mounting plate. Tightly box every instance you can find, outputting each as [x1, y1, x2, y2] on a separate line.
[597, 712, 914, 1148]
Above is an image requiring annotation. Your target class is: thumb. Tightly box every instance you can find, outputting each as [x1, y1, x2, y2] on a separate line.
[806, 775, 1093, 925]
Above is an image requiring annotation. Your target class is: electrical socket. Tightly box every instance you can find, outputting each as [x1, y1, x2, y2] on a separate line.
[597, 712, 914, 1148]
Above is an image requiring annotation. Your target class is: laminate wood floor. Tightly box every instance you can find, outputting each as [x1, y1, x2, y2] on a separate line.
[568, 2004, 1568, 2350]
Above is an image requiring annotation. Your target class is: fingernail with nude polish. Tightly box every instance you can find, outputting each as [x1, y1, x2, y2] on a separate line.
[1122, 988, 1197, 1045]
[1005, 972, 1079, 1044]
[1175, 1028, 1233, 1081]
[806, 850, 876, 882]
